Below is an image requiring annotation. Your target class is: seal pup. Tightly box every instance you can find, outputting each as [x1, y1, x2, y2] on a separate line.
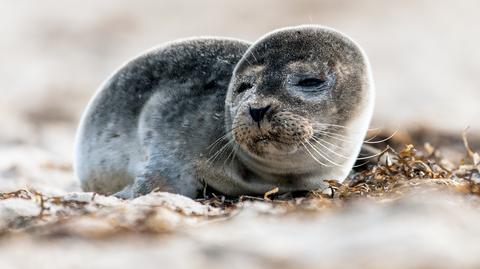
[74, 25, 374, 198]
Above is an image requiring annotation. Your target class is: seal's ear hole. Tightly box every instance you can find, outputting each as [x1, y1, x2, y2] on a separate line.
[237, 82, 253, 93]
[297, 78, 325, 87]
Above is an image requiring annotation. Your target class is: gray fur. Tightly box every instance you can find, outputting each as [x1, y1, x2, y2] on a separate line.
[74, 25, 374, 198]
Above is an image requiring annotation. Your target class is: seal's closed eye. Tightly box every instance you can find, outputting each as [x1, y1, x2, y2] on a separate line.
[297, 78, 325, 87]
[293, 72, 336, 93]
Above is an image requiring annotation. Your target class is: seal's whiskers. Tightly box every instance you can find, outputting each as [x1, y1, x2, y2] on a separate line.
[312, 133, 392, 160]
[313, 130, 357, 144]
[363, 130, 398, 144]
[310, 136, 350, 160]
[206, 124, 245, 153]
[305, 139, 343, 167]
[222, 143, 238, 169]
[301, 141, 329, 167]
[227, 144, 240, 178]
[314, 123, 381, 132]
[313, 129, 352, 139]
[206, 139, 235, 168]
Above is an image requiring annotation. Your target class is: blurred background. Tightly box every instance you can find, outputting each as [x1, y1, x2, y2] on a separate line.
[1, 0, 479, 162]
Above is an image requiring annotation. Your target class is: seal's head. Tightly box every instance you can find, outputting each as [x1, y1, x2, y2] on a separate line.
[225, 25, 374, 176]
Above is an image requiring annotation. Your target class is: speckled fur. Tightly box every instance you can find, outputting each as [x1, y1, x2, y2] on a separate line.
[74, 25, 374, 198]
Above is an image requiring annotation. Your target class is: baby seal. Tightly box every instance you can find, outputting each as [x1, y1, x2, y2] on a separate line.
[74, 25, 374, 198]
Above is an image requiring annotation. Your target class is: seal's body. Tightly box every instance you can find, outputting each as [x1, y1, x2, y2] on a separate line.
[74, 26, 374, 198]
[75, 38, 251, 198]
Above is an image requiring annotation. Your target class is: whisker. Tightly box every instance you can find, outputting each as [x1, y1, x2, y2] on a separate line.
[363, 129, 382, 142]
[314, 130, 357, 144]
[310, 136, 351, 160]
[207, 133, 231, 154]
[222, 142, 237, 169]
[301, 141, 330, 167]
[306, 139, 342, 167]
[353, 145, 393, 167]
[363, 130, 398, 144]
[315, 128, 379, 142]
[314, 128, 395, 145]
[206, 139, 234, 167]
[314, 123, 381, 132]
[314, 129, 353, 139]
[311, 134, 391, 161]
[250, 51, 259, 63]
[206, 124, 246, 153]
[207, 124, 244, 149]
[357, 146, 391, 161]
[366, 127, 382, 132]
[243, 57, 254, 67]
[228, 144, 240, 178]
[353, 159, 371, 168]
[313, 123, 352, 129]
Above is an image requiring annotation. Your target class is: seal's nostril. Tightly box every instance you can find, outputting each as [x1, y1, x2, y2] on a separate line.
[249, 105, 271, 123]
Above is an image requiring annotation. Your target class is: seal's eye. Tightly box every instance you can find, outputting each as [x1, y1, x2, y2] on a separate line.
[297, 78, 325, 88]
[237, 82, 253, 93]
[291, 72, 336, 94]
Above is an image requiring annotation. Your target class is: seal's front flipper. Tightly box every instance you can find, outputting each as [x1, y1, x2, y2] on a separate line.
[113, 184, 135, 199]
[113, 168, 200, 199]
[112, 175, 166, 199]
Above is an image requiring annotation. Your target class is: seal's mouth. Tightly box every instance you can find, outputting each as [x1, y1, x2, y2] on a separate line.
[241, 133, 302, 156]
[232, 110, 315, 157]
[253, 136, 269, 144]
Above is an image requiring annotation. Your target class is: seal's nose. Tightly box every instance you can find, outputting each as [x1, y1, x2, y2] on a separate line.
[249, 105, 271, 123]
